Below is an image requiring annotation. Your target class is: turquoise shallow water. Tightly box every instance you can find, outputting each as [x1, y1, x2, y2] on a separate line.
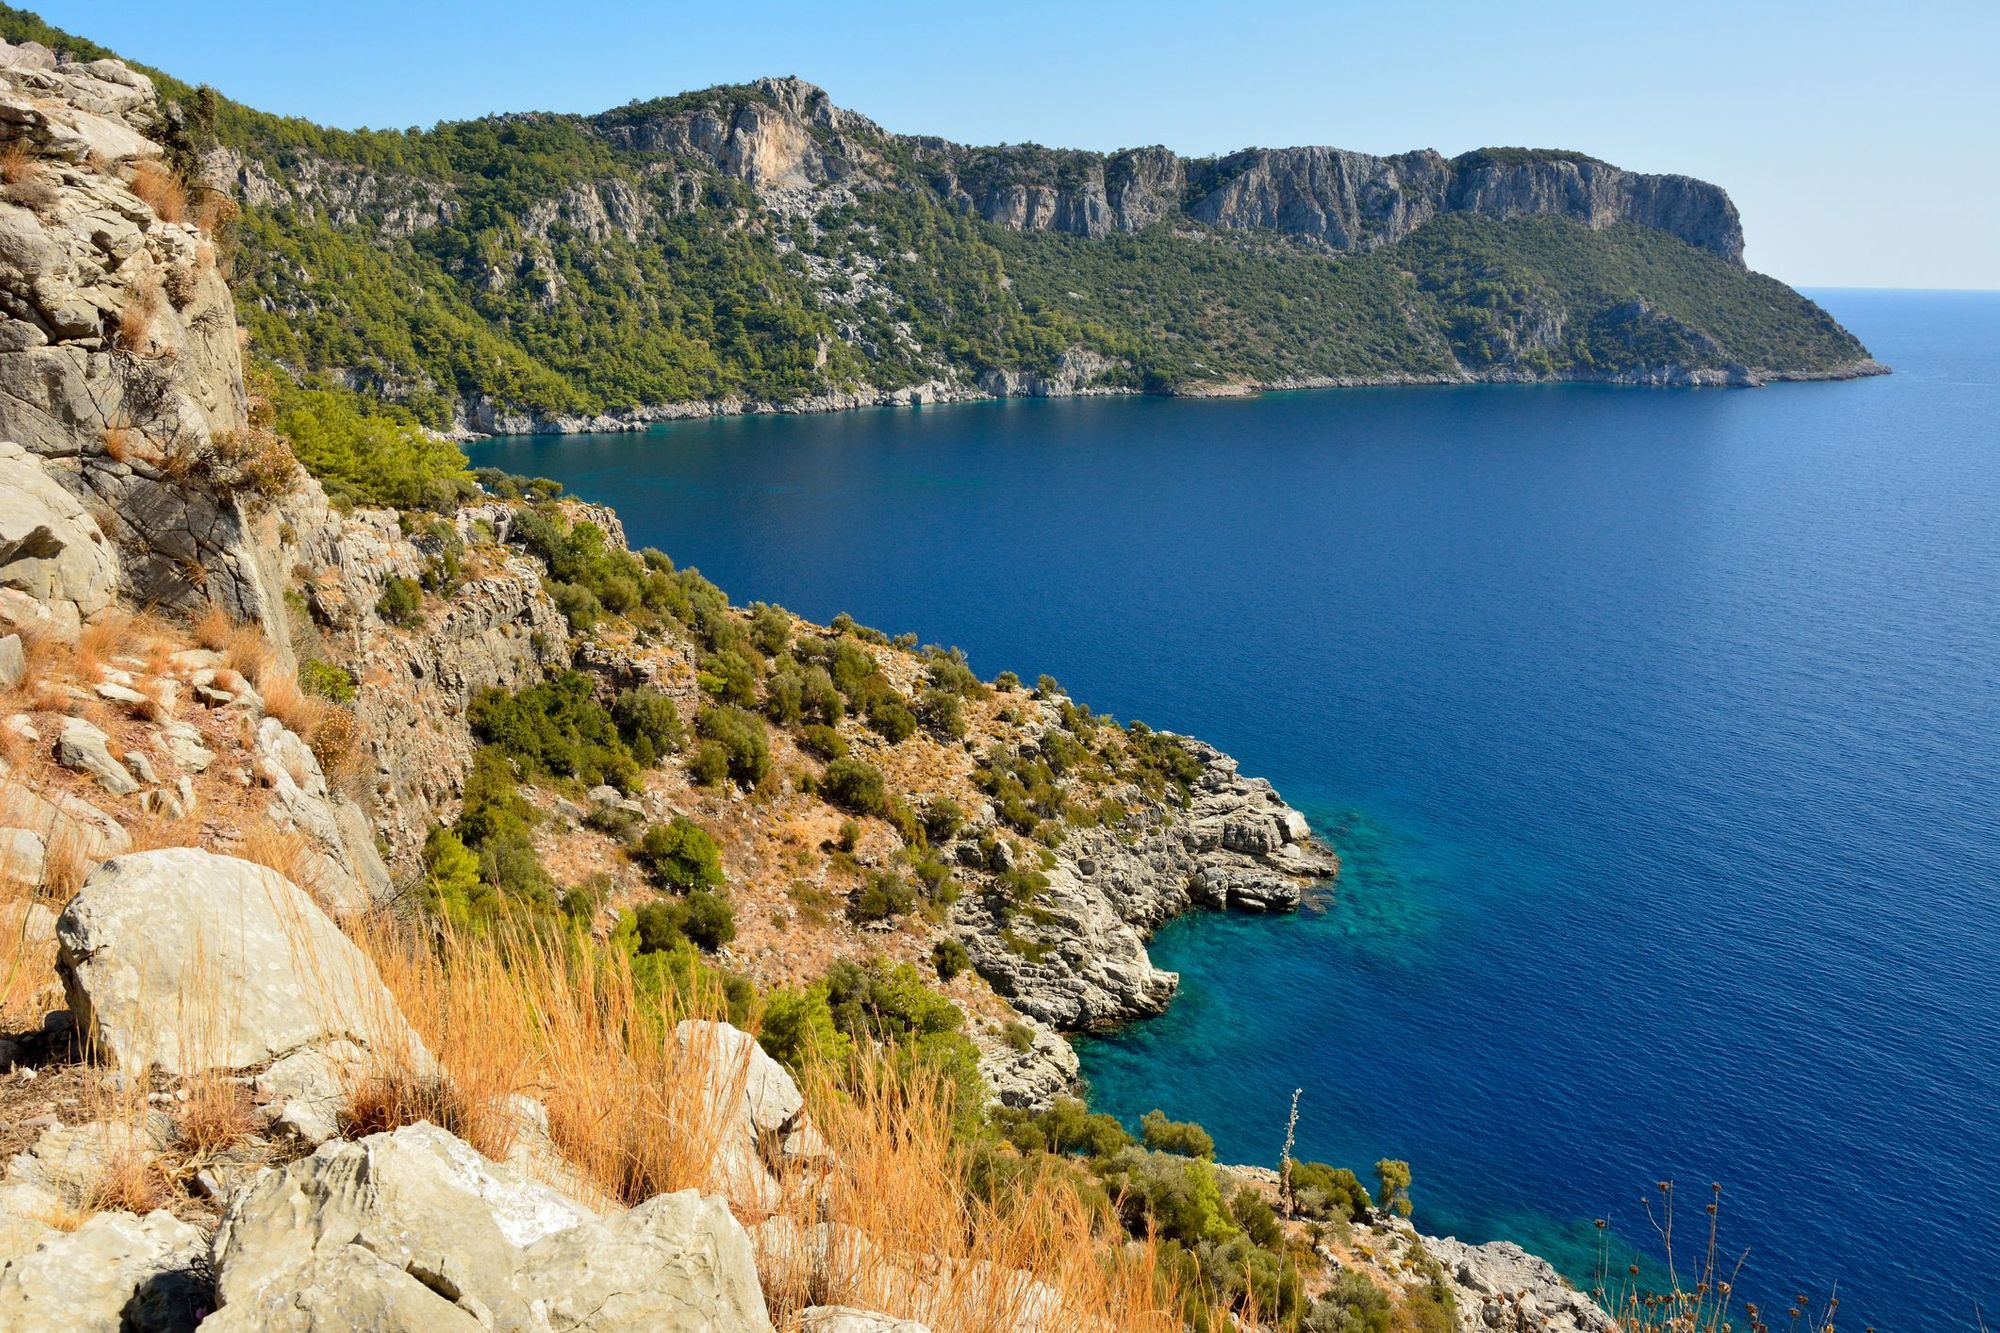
[473, 291, 2000, 1329]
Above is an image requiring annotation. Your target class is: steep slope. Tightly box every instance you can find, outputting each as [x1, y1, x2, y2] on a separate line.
[0, 10, 1882, 436]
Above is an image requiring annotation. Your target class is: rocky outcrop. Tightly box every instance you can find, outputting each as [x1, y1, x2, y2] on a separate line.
[1424, 1231, 1615, 1332]
[0, 439, 116, 635]
[0, 40, 296, 646]
[55, 849, 426, 1080]
[210, 1122, 773, 1331]
[676, 1019, 826, 1212]
[959, 735, 1337, 1032]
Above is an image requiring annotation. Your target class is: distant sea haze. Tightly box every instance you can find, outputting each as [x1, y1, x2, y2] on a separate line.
[472, 290, 2000, 1331]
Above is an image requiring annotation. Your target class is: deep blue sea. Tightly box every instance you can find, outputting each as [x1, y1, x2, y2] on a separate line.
[472, 291, 2000, 1330]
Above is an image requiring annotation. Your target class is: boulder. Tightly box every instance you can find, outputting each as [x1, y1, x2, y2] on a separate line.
[54, 717, 138, 796]
[0, 441, 118, 637]
[55, 848, 426, 1078]
[0, 634, 20, 688]
[212, 1122, 771, 1332]
[674, 1019, 821, 1209]
[0, 1207, 205, 1332]
[0, 828, 40, 888]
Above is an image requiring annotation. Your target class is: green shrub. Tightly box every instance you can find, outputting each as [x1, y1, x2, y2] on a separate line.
[699, 648, 761, 707]
[681, 889, 737, 950]
[931, 936, 972, 981]
[469, 671, 641, 792]
[798, 724, 847, 761]
[1375, 1158, 1413, 1217]
[994, 670, 1021, 691]
[267, 375, 474, 512]
[1303, 1271, 1393, 1333]
[1140, 1109, 1215, 1160]
[297, 658, 356, 703]
[376, 575, 425, 628]
[922, 798, 964, 844]
[1039, 1097, 1134, 1160]
[866, 697, 917, 742]
[1001, 1020, 1034, 1053]
[1289, 1161, 1372, 1222]
[1230, 1187, 1283, 1247]
[914, 689, 965, 740]
[612, 688, 684, 764]
[820, 758, 887, 816]
[851, 870, 916, 922]
[687, 740, 731, 787]
[758, 982, 851, 1073]
[634, 816, 724, 892]
[1096, 1147, 1235, 1246]
[695, 705, 770, 788]
[748, 602, 791, 656]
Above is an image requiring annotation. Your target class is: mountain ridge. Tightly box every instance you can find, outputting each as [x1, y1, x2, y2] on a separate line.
[0, 6, 1882, 439]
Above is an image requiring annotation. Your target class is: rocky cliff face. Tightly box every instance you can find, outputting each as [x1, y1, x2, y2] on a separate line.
[933, 139, 1745, 263]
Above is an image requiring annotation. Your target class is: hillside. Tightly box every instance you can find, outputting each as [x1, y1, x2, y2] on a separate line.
[0, 7, 1882, 437]
[0, 30, 1643, 1332]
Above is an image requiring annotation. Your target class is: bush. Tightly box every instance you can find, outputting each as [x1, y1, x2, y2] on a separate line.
[931, 936, 972, 981]
[268, 376, 474, 512]
[633, 816, 724, 892]
[297, 658, 357, 703]
[1039, 1097, 1134, 1160]
[798, 724, 847, 761]
[1375, 1158, 1412, 1217]
[695, 705, 770, 788]
[376, 575, 424, 628]
[914, 688, 965, 740]
[1230, 1187, 1283, 1247]
[681, 889, 737, 950]
[820, 758, 887, 816]
[687, 740, 730, 787]
[612, 688, 683, 764]
[851, 870, 916, 922]
[1001, 1020, 1034, 1053]
[1289, 1161, 1372, 1222]
[470, 671, 641, 792]
[1140, 1109, 1215, 1160]
[699, 648, 760, 707]
[866, 697, 917, 743]
[922, 797, 964, 844]
[1303, 1271, 1392, 1333]
[994, 670, 1021, 691]
[748, 602, 790, 656]
[1096, 1148, 1234, 1246]
[758, 982, 850, 1073]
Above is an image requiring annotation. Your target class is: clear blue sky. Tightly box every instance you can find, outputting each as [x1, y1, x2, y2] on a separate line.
[38, 1, 1999, 289]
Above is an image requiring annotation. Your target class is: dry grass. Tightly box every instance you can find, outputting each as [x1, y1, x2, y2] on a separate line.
[115, 280, 163, 354]
[100, 426, 134, 463]
[83, 1147, 171, 1215]
[0, 142, 37, 186]
[127, 160, 186, 223]
[236, 822, 323, 899]
[345, 917, 1191, 1333]
[175, 1073, 255, 1156]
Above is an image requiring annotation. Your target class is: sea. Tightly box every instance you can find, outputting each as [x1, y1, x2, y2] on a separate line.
[471, 290, 2000, 1329]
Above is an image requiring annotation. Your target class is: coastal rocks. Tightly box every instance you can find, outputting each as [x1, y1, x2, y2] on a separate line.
[0, 441, 118, 636]
[976, 1014, 1080, 1111]
[962, 732, 1336, 1031]
[977, 348, 1124, 399]
[54, 848, 427, 1078]
[1424, 1232, 1614, 1332]
[209, 1122, 772, 1332]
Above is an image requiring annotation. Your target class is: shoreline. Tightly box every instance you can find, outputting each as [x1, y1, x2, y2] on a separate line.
[453, 357, 1892, 441]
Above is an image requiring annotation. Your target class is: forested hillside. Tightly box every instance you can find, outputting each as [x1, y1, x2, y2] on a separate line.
[0, 4, 1878, 438]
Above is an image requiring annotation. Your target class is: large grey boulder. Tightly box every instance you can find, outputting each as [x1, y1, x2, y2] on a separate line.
[0, 1207, 206, 1332]
[0, 441, 118, 637]
[55, 848, 426, 1078]
[211, 1122, 771, 1333]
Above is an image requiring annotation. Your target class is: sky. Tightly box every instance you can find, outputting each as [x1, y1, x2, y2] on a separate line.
[36, 0, 2000, 289]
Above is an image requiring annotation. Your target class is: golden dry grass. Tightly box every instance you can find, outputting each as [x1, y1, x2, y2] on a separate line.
[127, 160, 186, 223]
[100, 426, 133, 463]
[0, 142, 37, 186]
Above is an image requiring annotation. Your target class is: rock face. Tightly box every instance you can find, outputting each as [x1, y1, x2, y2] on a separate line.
[1425, 1232, 1615, 1332]
[960, 736, 1337, 1032]
[913, 135, 1742, 264]
[54, 848, 426, 1076]
[0, 440, 117, 635]
[210, 1122, 773, 1332]
[0, 39, 291, 642]
[675, 1019, 824, 1211]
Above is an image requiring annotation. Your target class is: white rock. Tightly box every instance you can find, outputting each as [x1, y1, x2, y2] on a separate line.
[53, 717, 138, 796]
[0, 1207, 204, 1332]
[0, 441, 119, 638]
[55, 848, 428, 1076]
